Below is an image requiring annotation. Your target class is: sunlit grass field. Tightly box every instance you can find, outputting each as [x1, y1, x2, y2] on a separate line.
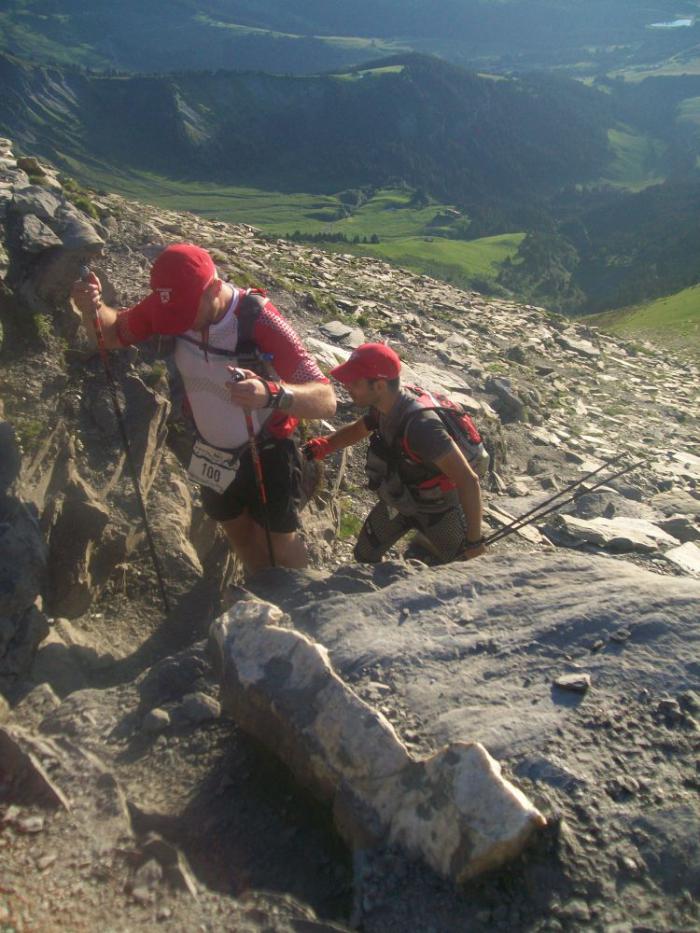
[586, 284, 700, 359]
[66, 161, 524, 290]
[598, 126, 666, 190]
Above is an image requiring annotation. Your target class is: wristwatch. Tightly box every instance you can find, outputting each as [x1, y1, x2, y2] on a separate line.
[265, 381, 295, 412]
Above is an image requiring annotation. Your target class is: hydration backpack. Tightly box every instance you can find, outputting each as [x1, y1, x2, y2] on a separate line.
[398, 384, 490, 481]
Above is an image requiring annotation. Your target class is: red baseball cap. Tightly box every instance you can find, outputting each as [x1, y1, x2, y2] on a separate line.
[330, 343, 401, 384]
[130, 244, 216, 335]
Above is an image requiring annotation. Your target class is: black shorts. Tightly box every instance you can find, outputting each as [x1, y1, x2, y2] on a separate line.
[199, 437, 303, 533]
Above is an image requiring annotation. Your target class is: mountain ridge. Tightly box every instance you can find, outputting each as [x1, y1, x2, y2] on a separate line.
[0, 51, 613, 201]
[1, 0, 696, 75]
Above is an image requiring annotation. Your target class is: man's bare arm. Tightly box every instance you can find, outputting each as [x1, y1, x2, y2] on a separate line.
[226, 368, 337, 419]
[323, 417, 372, 451]
[434, 443, 485, 558]
[283, 379, 337, 420]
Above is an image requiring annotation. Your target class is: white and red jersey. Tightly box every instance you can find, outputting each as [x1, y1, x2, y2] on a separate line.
[116, 289, 327, 450]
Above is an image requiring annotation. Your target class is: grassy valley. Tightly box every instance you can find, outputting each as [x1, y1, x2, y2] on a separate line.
[58, 162, 525, 294]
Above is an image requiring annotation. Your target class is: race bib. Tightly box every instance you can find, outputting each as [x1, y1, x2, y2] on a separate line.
[188, 439, 241, 493]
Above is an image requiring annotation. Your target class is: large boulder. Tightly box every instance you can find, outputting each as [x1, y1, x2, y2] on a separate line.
[42, 447, 111, 619]
[211, 600, 546, 883]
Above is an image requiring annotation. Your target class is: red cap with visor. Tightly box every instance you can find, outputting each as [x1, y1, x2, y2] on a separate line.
[128, 244, 216, 336]
[329, 343, 401, 384]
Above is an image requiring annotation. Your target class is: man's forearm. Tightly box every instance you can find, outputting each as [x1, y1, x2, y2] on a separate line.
[284, 380, 336, 419]
[325, 418, 371, 452]
[457, 476, 483, 543]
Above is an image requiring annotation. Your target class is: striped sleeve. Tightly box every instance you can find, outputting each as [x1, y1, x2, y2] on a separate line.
[253, 303, 328, 384]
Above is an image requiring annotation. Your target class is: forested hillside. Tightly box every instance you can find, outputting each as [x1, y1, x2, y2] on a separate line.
[0, 53, 613, 202]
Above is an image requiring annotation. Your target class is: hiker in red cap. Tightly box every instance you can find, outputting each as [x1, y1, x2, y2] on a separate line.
[71, 244, 336, 572]
[304, 343, 485, 564]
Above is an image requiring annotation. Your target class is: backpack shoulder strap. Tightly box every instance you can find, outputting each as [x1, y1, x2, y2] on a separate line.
[396, 404, 434, 463]
[235, 290, 268, 348]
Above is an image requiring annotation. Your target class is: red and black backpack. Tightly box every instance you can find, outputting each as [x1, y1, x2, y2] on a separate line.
[394, 385, 490, 490]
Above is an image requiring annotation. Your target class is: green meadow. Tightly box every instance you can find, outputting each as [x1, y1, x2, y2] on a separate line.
[339, 233, 525, 291]
[598, 126, 666, 190]
[586, 285, 700, 359]
[66, 162, 524, 291]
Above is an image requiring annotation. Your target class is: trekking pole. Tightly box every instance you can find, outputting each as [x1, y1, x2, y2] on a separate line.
[485, 454, 652, 547]
[485, 451, 627, 545]
[80, 265, 171, 613]
[229, 367, 276, 568]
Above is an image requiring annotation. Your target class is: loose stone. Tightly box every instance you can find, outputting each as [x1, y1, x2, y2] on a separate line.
[554, 673, 592, 693]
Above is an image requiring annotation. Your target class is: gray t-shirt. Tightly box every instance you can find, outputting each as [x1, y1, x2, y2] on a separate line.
[364, 390, 454, 466]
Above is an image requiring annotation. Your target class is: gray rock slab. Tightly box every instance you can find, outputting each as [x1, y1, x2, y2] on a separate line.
[56, 212, 105, 250]
[556, 334, 600, 358]
[319, 320, 366, 348]
[211, 601, 545, 882]
[18, 213, 62, 252]
[651, 489, 700, 519]
[305, 337, 350, 371]
[281, 554, 700, 760]
[664, 542, 700, 575]
[0, 725, 71, 809]
[548, 515, 678, 553]
[319, 320, 352, 340]
[658, 516, 700, 543]
[11, 186, 62, 220]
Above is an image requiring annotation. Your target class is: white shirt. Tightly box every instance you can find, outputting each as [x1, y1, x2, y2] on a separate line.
[173, 289, 271, 449]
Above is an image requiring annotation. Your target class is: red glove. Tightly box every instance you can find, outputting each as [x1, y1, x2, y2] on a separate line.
[303, 437, 333, 461]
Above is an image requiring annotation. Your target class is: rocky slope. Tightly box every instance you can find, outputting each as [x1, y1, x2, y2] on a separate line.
[1, 138, 699, 932]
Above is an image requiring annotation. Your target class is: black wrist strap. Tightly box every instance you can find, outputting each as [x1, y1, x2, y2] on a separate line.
[263, 380, 280, 408]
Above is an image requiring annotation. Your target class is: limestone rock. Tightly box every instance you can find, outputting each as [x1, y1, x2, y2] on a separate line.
[180, 691, 220, 723]
[319, 320, 365, 348]
[556, 332, 600, 358]
[44, 460, 110, 618]
[548, 515, 678, 553]
[664, 542, 700, 576]
[52, 207, 104, 250]
[11, 186, 62, 220]
[0, 725, 71, 809]
[658, 515, 700, 543]
[554, 673, 592, 693]
[17, 213, 62, 252]
[142, 708, 171, 733]
[211, 600, 545, 883]
[485, 376, 525, 422]
[9, 682, 61, 731]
